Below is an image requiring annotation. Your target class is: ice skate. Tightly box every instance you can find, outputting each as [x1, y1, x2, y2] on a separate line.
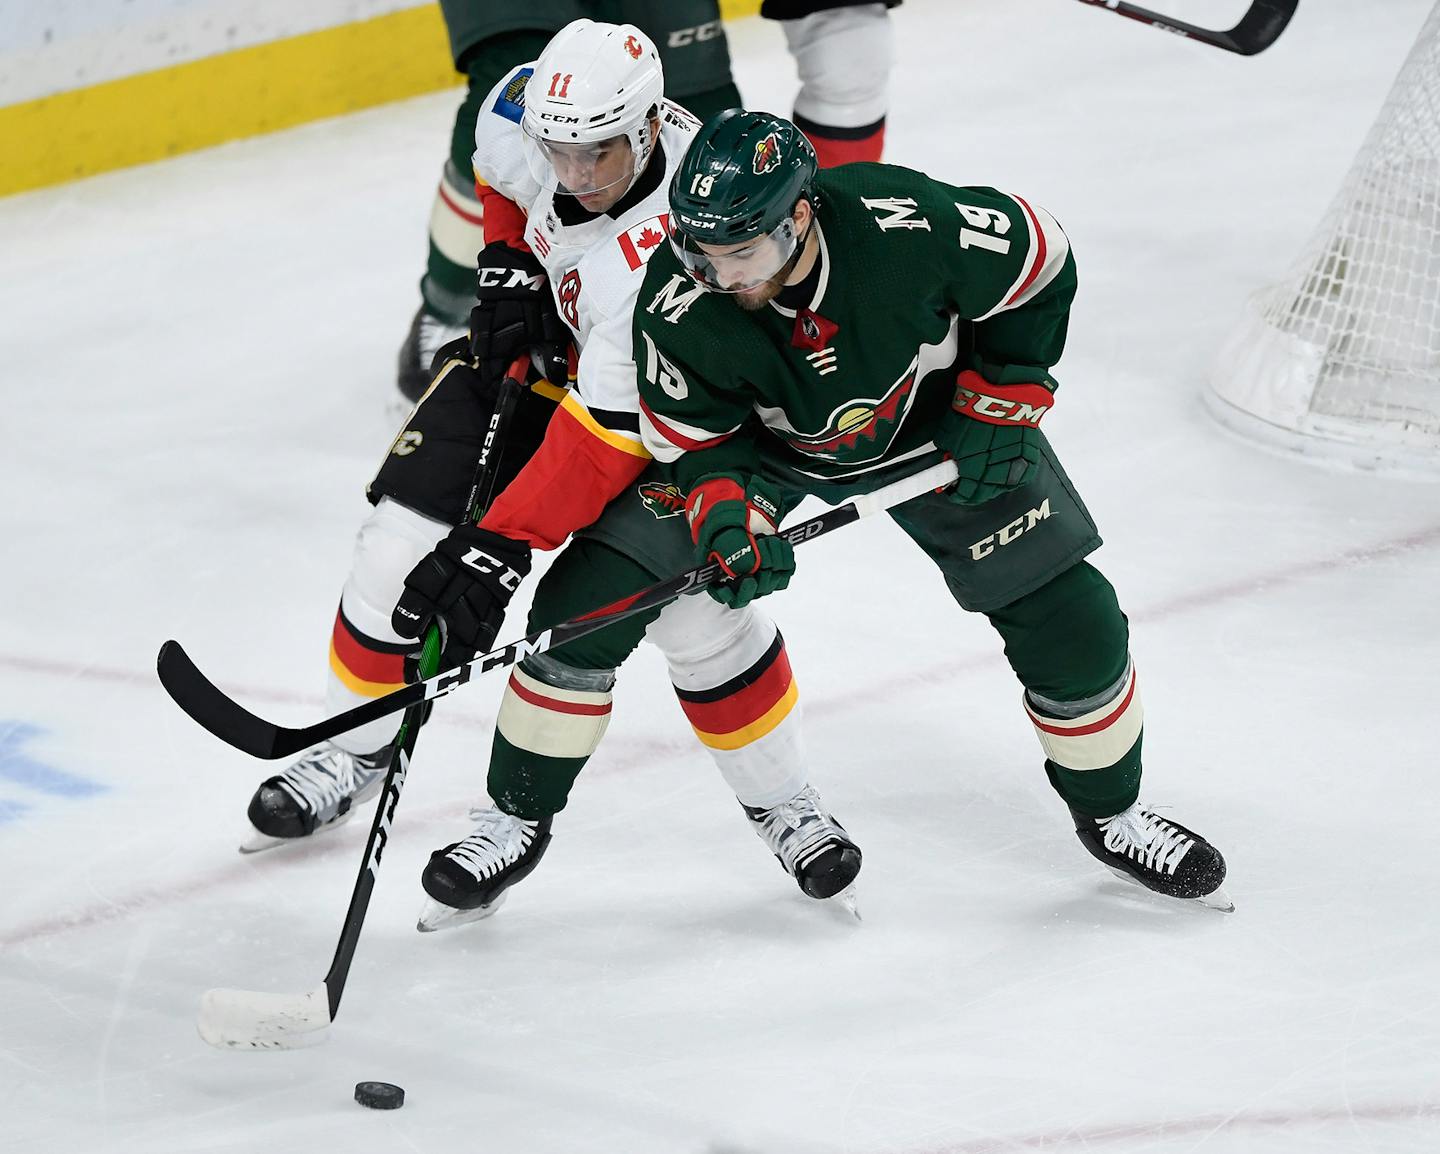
[242, 742, 392, 853]
[1069, 801, 1232, 912]
[416, 807, 553, 932]
[396, 305, 466, 406]
[744, 785, 862, 907]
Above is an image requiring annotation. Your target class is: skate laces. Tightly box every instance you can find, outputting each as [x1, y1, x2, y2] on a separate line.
[446, 807, 540, 882]
[418, 313, 465, 360]
[749, 786, 847, 875]
[1098, 804, 1192, 876]
[273, 744, 382, 816]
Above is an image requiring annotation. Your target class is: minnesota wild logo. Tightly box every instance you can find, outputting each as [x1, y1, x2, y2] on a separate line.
[638, 481, 686, 519]
[753, 132, 781, 175]
[780, 370, 919, 463]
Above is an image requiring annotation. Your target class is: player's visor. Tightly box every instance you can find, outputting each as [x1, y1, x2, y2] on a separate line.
[671, 218, 800, 293]
[521, 122, 634, 199]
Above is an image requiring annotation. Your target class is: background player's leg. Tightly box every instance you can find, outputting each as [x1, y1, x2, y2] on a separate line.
[623, 0, 742, 120]
[397, 22, 560, 403]
[769, 1, 894, 165]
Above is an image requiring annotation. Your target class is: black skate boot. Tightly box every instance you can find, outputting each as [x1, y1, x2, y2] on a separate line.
[243, 742, 392, 852]
[1069, 802, 1231, 911]
[416, 807, 554, 932]
[744, 785, 862, 905]
[396, 305, 466, 405]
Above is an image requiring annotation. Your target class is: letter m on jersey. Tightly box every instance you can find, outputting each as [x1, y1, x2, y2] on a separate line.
[647, 274, 705, 324]
[861, 197, 932, 232]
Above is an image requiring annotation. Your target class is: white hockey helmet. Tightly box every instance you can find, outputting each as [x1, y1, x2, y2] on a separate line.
[520, 19, 665, 199]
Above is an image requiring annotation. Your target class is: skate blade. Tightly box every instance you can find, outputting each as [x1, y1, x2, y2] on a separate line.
[237, 807, 361, 854]
[1195, 884, 1235, 913]
[1101, 865, 1235, 913]
[416, 891, 507, 933]
[238, 829, 290, 854]
[829, 883, 862, 922]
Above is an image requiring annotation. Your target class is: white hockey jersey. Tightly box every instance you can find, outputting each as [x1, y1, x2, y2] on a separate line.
[473, 63, 699, 440]
[467, 63, 701, 550]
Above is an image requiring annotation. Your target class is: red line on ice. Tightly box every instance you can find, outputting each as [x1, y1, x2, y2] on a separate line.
[2, 521, 1438, 948]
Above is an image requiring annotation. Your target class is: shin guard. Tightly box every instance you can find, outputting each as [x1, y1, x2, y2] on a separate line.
[648, 596, 808, 810]
[487, 653, 615, 819]
[326, 499, 448, 754]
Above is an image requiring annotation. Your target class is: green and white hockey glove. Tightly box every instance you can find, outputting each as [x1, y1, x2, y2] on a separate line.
[685, 474, 795, 609]
[936, 370, 1054, 505]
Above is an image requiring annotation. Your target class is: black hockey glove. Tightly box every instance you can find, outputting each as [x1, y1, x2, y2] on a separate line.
[392, 525, 532, 656]
[469, 242, 570, 389]
[935, 370, 1054, 505]
[686, 474, 795, 609]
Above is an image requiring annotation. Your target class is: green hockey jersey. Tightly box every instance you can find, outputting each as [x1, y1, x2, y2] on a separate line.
[634, 162, 1077, 492]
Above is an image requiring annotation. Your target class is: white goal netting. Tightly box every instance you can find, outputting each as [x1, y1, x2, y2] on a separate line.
[1208, 1, 1440, 475]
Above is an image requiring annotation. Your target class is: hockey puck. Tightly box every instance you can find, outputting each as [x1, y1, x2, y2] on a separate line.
[354, 1081, 405, 1110]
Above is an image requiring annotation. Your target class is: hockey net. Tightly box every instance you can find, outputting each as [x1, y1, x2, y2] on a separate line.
[1208, 1, 1440, 474]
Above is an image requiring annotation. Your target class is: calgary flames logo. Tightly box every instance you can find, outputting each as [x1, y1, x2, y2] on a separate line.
[624, 35, 643, 59]
[752, 132, 781, 175]
[557, 268, 582, 329]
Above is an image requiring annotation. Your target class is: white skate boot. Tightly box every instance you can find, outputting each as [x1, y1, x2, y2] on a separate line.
[242, 742, 391, 853]
[744, 784, 862, 912]
[396, 306, 466, 407]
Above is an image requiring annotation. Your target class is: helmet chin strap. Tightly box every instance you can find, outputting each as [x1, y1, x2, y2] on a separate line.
[625, 111, 658, 191]
[776, 212, 816, 287]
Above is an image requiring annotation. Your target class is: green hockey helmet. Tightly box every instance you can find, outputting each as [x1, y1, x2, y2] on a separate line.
[669, 109, 818, 292]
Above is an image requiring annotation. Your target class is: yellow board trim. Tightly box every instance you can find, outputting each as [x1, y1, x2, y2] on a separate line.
[690, 680, 799, 751]
[0, 6, 455, 198]
[2, 1, 764, 199]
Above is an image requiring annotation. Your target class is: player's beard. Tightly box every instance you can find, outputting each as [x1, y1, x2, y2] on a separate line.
[733, 274, 787, 311]
[730, 226, 811, 311]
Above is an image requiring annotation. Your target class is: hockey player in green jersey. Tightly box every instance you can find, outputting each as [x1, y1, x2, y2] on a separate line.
[634, 108, 1231, 909]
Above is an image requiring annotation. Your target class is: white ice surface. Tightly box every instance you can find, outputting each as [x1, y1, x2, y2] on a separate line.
[3, 1, 1440, 1151]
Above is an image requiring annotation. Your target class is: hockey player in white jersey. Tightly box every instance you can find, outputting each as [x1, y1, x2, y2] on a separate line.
[397, 0, 906, 403]
[245, 20, 861, 929]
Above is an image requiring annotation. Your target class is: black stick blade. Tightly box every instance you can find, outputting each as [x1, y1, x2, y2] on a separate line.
[1231, 0, 1298, 56]
[156, 640, 289, 759]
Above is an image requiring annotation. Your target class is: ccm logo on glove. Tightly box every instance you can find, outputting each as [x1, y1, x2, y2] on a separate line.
[476, 266, 546, 292]
[459, 546, 524, 592]
[951, 371, 1053, 428]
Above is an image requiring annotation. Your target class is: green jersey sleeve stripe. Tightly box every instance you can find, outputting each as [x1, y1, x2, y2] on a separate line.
[973, 194, 1071, 323]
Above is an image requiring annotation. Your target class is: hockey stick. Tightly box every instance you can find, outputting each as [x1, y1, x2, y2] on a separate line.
[161, 456, 962, 762]
[1071, 0, 1298, 56]
[197, 355, 528, 1050]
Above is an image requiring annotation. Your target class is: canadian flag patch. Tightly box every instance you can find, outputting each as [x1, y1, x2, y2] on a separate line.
[618, 214, 671, 271]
